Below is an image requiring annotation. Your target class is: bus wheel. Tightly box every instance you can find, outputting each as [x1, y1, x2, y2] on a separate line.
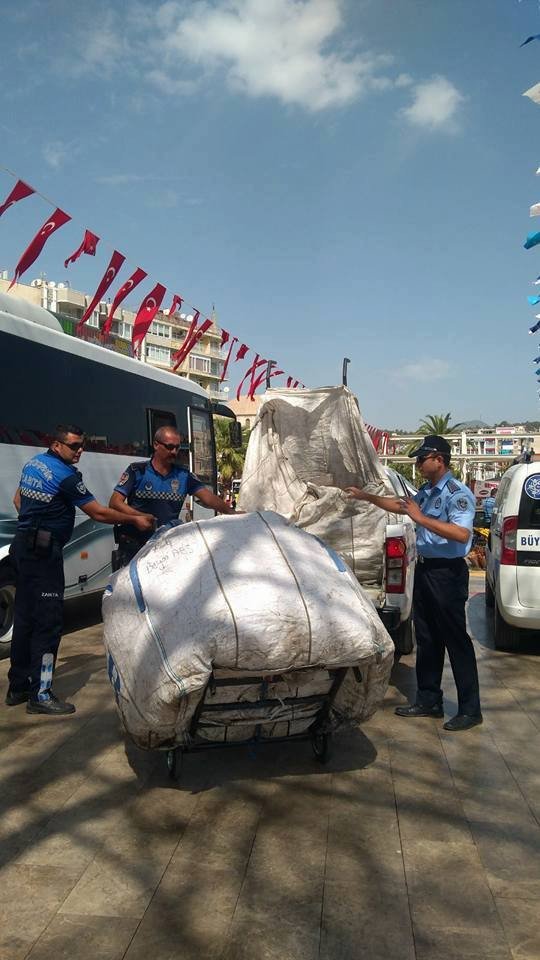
[0, 563, 16, 659]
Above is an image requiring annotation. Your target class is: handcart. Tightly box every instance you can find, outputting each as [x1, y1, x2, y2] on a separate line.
[165, 665, 351, 780]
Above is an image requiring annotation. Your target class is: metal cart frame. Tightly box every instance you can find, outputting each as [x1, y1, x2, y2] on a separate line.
[165, 666, 350, 780]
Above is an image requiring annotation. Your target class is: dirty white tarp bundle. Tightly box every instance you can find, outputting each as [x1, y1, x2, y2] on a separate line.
[239, 386, 398, 588]
[102, 511, 394, 750]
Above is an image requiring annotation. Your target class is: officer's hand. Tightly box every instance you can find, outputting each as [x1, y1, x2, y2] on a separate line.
[132, 514, 156, 532]
[401, 498, 423, 524]
[344, 486, 368, 501]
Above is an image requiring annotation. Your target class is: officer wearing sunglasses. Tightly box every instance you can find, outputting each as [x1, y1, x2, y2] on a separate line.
[109, 425, 235, 568]
[345, 434, 481, 732]
[6, 424, 155, 716]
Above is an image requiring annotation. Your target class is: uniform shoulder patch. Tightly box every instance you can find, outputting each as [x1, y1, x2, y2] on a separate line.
[118, 472, 129, 486]
[447, 479, 461, 494]
[76, 481, 88, 496]
[455, 496, 469, 511]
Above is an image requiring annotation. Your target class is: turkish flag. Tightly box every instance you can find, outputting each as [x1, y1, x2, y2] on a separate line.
[172, 317, 212, 371]
[220, 337, 238, 382]
[167, 294, 183, 317]
[9, 207, 71, 290]
[236, 343, 249, 362]
[0, 179, 35, 219]
[101, 266, 147, 338]
[236, 356, 266, 401]
[286, 376, 293, 388]
[132, 283, 167, 351]
[220, 328, 230, 347]
[171, 310, 199, 367]
[76, 250, 126, 332]
[249, 367, 284, 399]
[64, 229, 99, 269]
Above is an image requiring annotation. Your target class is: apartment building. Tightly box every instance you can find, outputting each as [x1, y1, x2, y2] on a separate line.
[0, 275, 227, 400]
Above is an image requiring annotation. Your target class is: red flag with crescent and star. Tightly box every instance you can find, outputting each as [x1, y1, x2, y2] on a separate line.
[220, 328, 230, 347]
[101, 266, 147, 338]
[0, 179, 35, 219]
[167, 294, 183, 317]
[9, 207, 71, 290]
[171, 309, 200, 368]
[64, 229, 100, 269]
[132, 283, 167, 352]
[172, 316, 212, 371]
[220, 336, 238, 382]
[235, 343, 249, 362]
[76, 250, 126, 333]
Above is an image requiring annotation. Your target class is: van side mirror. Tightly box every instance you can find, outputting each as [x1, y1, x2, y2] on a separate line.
[229, 421, 243, 448]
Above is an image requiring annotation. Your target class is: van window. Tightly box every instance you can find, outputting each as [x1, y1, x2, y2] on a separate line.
[518, 474, 540, 529]
[147, 409, 177, 454]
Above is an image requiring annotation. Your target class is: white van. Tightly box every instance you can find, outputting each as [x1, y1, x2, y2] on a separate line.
[485, 463, 540, 649]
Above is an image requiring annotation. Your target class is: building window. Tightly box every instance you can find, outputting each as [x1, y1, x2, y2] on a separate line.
[87, 311, 100, 328]
[118, 321, 132, 340]
[150, 321, 171, 338]
[146, 344, 171, 363]
[189, 354, 211, 373]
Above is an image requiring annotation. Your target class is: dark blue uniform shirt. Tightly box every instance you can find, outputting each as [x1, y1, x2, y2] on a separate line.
[17, 450, 95, 546]
[114, 460, 204, 537]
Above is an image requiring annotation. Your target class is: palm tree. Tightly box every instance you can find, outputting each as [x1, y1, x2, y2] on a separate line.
[213, 417, 249, 494]
[418, 412, 454, 435]
[405, 412, 454, 456]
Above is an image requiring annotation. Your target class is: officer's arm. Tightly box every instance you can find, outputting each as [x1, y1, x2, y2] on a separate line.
[194, 488, 236, 514]
[402, 500, 471, 543]
[108, 491, 146, 517]
[80, 499, 155, 532]
[344, 488, 407, 514]
[13, 488, 21, 513]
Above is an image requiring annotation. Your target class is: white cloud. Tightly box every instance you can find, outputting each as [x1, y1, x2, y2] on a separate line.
[157, 0, 395, 111]
[43, 141, 71, 169]
[399, 359, 451, 383]
[400, 75, 464, 131]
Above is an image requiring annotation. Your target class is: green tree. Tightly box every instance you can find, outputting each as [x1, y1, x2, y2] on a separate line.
[418, 412, 454, 435]
[213, 417, 249, 493]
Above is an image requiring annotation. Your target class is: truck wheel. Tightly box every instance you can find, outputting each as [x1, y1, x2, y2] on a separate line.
[0, 562, 16, 659]
[493, 603, 522, 652]
[484, 576, 495, 609]
[393, 615, 415, 656]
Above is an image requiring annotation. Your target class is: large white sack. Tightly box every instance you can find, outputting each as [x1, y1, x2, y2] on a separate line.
[239, 386, 398, 586]
[102, 511, 394, 749]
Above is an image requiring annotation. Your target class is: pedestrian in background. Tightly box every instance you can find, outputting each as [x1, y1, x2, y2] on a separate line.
[345, 435, 482, 732]
[483, 491, 496, 527]
[7, 425, 154, 716]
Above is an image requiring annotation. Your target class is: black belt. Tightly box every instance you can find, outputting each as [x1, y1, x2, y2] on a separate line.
[417, 556, 465, 568]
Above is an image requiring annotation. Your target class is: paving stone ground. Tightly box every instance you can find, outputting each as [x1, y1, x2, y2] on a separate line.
[1, 573, 539, 960]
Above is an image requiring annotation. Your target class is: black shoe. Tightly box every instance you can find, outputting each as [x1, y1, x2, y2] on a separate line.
[5, 688, 30, 706]
[395, 703, 444, 718]
[443, 713, 483, 732]
[27, 692, 76, 716]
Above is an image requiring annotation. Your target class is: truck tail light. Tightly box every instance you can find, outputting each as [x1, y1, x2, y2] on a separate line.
[501, 516, 518, 565]
[386, 536, 407, 593]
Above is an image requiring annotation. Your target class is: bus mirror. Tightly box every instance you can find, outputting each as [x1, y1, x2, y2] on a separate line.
[229, 421, 243, 448]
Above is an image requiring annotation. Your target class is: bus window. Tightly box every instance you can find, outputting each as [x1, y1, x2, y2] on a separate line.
[189, 408, 216, 488]
[147, 409, 177, 453]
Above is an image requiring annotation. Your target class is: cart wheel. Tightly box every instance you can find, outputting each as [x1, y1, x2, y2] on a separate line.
[166, 748, 182, 781]
[311, 731, 331, 764]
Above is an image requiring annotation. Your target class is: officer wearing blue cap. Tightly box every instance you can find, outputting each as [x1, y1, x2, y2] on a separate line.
[345, 434, 482, 732]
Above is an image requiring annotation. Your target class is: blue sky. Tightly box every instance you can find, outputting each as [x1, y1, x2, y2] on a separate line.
[1, 0, 540, 428]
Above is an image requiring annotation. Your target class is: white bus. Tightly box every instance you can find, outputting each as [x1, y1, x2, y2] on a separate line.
[0, 291, 234, 653]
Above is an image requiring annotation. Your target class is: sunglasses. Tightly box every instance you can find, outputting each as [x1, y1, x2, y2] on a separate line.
[416, 453, 439, 464]
[59, 440, 85, 451]
[157, 441, 181, 451]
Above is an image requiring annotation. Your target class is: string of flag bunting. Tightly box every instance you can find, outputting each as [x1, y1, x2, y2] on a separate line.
[520, 9, 540, 399]
[0, 168, 305, 401]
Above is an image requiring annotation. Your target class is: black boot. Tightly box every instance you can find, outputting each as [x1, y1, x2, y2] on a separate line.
[395, 703, 443, 718]
[5, 687, 30, 706]
[27, 691, 76, 716]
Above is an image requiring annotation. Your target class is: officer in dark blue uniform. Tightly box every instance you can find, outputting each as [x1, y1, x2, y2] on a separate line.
[109, 425, 235, 567]
[7, 424, 155, 716]
[345, 435, 482, 732]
